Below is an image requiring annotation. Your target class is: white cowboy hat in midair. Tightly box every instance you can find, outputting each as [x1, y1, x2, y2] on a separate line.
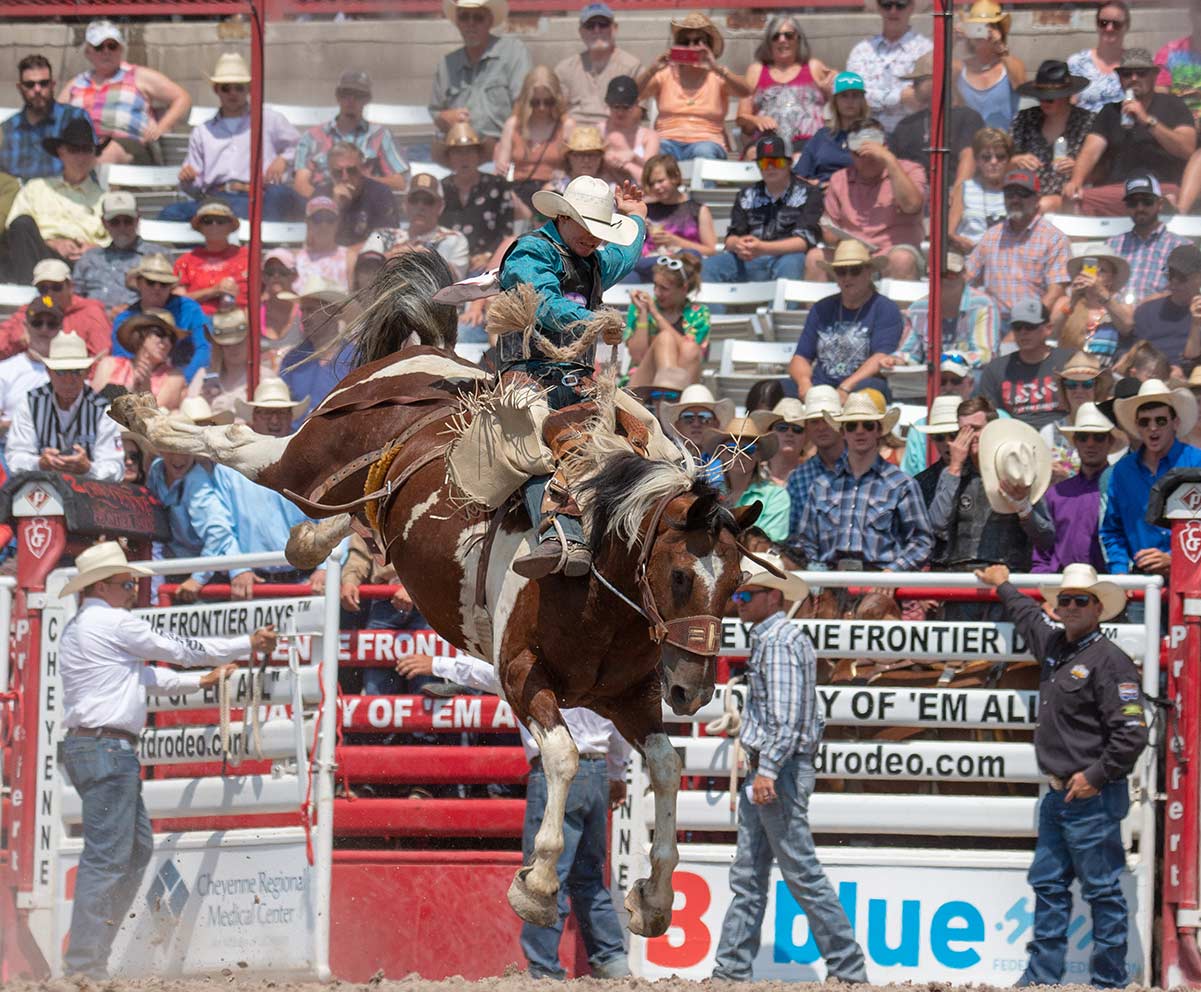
[1113, 377, 1198, 438]
[235, 378, 310, 421]
[532, 176, 640, 248]
[60, 540, 152, 597]
[978, 418, 1052, 514]
[738, 553, 810, 603]
[1039, 562, 1126, 622]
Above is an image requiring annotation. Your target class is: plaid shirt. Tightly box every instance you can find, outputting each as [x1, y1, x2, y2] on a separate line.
[785, 453, 839, 545]
[0, 102, 92, 180]
[740, 611, 823, 779]
[964, 215, 1072, 319]
[293, 117, 409, 187]
[1108, 224, 1191, 305]
[798, 452, 933, 571]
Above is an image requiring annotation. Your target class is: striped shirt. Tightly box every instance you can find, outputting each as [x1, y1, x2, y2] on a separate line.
[5, 383, 123, 482]
[964, 215, 1072, 321]
[0, 102, 93, 180]
[786, 452, 840, 545]
[1107, 224, 1191, 306]
[293, 118, 409, 188]
[66, 63, 154, 142]
[740, 610, 823, 779]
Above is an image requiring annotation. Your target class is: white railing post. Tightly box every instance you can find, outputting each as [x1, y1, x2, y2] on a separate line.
[313, 550, 341, 980]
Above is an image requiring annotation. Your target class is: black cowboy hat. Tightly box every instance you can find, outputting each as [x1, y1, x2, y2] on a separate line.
[41, 116, 109, 157]
[1016, 59, 1088, 100]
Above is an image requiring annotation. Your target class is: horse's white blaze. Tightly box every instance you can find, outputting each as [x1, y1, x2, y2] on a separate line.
[691, 554, 723, 599]
[319, 354, 487, 409]
[403, 491, 439, 540]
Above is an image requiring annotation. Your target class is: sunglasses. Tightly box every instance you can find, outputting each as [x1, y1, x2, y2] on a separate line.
[647, 388, 682, 402]
[844, 421, 880, 433]
[1011, 322, 1041, 332]
[264, 266, 293, 278]
[677, 410, 716, 425]
[199, 215, 232, 226]
[106, 215, 136, 227]
[1064, 378, 1097, 389]
[720, 441, 759, 457]
[772, 30, 798, 41]
[879, 1, 910, 9]
[582, 18, 612, 29]
[218, 83, 248, 94]
[108, 579, 139, 591]
[834, 265, 867, 278]
[94, 40, 121, 52]
[1098, 17, 1127, 29]
[730, 589, 767, 604]
[757, 157, 789, 170]
[1074, 431, 1111, 443]
[940, 352, 969, 366]
[608, 102, 634, 112]
[336, 89, 369, 100]
[977, 151, 1008, 162]
[940, 375, 966, 388]
[1056, 594, 1095, 608]
[52, 368, 85, 377]
[19, 78, 53, 90]
[457, 9, 489, 21]
[330, 165, 360, 179]
[1137, 414, 1172, 429]
[675, 34, 708, 45]
[772, 422, 805, 435]
[529, 98, 557, 109]
[36, 281, 66, 292]
[28, 318, 61, 330]
[1125, 195, 1157, 208]
[1116, 67, 1150, 78]
[656, 256, 685, 272]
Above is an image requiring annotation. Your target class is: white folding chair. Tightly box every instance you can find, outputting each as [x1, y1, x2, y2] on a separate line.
[1167, 215, 1201, 239]
[0, 284, 36, 312]
[713, 339, 796, 406]
[877, 278, 928, 304]
[138, 219, 204, 246]
[409, 161, 451, 181]
[266, 103, 334, 128]
[771, 279, 833, 311]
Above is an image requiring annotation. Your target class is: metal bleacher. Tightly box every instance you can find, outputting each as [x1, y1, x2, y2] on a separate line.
[0, 283, 36, 315]
[186, 102, 436, 149]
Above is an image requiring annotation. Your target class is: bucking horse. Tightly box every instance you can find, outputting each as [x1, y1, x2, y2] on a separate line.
[110, 249, 762, 937]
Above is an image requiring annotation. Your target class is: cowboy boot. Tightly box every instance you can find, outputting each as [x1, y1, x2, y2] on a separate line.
[513, 405, 595, 579]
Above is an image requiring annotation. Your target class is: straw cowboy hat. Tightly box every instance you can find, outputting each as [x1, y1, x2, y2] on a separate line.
[531, 176, 639, 247]
[1039, 563, 1125, 623]
[564, 126, 605, 155]
[295, 273, 350, 306]
[1059, 401, 1116, 436]
[443, 0, 507, 26]
[771, 398, 806, 425]
[1066, 242, 1131, 292]
[209, 52, 252, 85]
[703, 410, 780, 461]
[235, 377, 310, 421]
[630, 366, 692, 404]
[963, 0, 1011, 37]
[444, 122, 483, 150]
[818, 239, 888, 276]
[209, 307, 249, 345]
[670, 12, 724, 58]
[1055, 350, 1113, 398]
[132, 253, 180, 285]
[914, 394, 963, 435]
[36, 331, 97, 372]
[60, 541, 152, 598]
[116, 308, 186, 355]
[738, 553, 810, 603]
[1113, 377, 1199, 438]
[178, 395, 234, 426]
[801, 384, 842, 421]
[659, 383, 734, 428]
[978, 418, 1053, 514]
[822, 391, 901, 435]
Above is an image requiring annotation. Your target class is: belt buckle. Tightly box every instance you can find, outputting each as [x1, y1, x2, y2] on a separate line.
[560, 372, 581, 389]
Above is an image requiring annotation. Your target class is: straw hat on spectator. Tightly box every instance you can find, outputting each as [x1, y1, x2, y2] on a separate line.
[963, 0, 1010, 37]
[1113, 377, 1198, 437]
[771, 398, 806, 426]
[116, 308, 186, 355]
[1055, 350, 1113, 398]
[978, 418, 1052, 514]
[914, 394, 963, 435]
[801, 384, 842, 420]
[60, 540, 152, 597]
[444, 122, 484, 150]
[1066, 242, 1130, 293]
[737, 553, 809, 603]
[295, 274, 349, 306]
[532, 176, 639, 247]
[564, 126, 605, 155]
[210, 308, 249, 345]
[818, 239, 888, 276]
[670, 12, 724, 57]
[703, 410, 780, 461]
[822, 391, 900, 434]
[1039, 563, 1125, 623]
[38, 332, 98, 371]
[630, 366, 692, 404]
[132, 253, 180, 285]
[443, 0, 507, 26]
[192, 199, 238, 232]
[235, 377, 310, 421]
[209, 52, 252, 85]
[178, 395, 234, 426]
[659, 383, 734, 428]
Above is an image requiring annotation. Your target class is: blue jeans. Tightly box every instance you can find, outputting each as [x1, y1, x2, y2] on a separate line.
[159, 185, 305, 222]
[658, 138, 727, 162]
[520, 759, 628, 979]
[361, 604, 438, 696]
[1020, 779, 1131, 988]
[713, 755, 867, 982]
[702, 250, 809, 285]
[62, 736, 154, 978]
[522, 476, 584, 546]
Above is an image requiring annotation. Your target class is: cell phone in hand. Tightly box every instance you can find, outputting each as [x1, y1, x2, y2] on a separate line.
[670, 46, 703, 65]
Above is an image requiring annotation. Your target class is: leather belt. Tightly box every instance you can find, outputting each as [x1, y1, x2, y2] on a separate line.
[211, 181, 250, 194]
[68, 726, 140, 746]
[1048, 773, 1080, 791]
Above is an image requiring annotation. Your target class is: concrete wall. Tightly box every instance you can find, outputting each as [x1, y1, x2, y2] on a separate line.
[0, 6, 1188, 110]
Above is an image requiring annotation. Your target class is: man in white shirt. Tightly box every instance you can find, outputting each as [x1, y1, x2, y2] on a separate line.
[5, 331, 124, 481]
[398, 651, 631, 979]
[0, 296, 57, 442]
[58, 541, 277, 978]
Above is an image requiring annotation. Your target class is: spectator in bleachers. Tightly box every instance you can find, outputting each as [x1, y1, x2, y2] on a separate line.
[601, 76, 658, 186]
[898, 251, 1001, 370]
[60, 20, 190, 166]
[911, 394, 960, 506]
[1067, 2, 1130, 115]
[440, 123, 513, 274]
[790, 240, 901, 401]
[71, 192, 167, 315]
[193, 308, 273, 417]
[368, 174, 470, 279]
[6, 331, 122, 481]
[765, 397, 806, 487]
[625, 254, 707, 388]
[737, 16, 833, 158]
[495, 67, 574, 216]
[294, 196, 354, 293]
[1156, 3, 1201, 125]
[976, 298, 1074, 430]
[812, 118, 926, 280]
[1130, 243, 1201, 374]
[545, 126, 605, 194]
[351, 241, 386, 294]
[1039, 351, 1112, 482]
[432, 0, 531, 152]
[316, 142, 399, 247]
[635, 154, 716, 280]
[4, 117, 106, 284]
[92, 309, 187, 410]
[164, 53, 302, 223]
[889, 54, 981, 188]
[948, 128, 1009, 253]
[293, 70, 409, 201]
[555, 3, 641, 130]
[660, 384, 731, 487]
[1107, 174, 1191, 305]
[845, 0, 933, 135]
[707, 411, 790, 542]
[0, 259, 110, 360]
[797, 392, 931, 571]
[899, 352, 975, 476]
[963, 167, 1071, 323]
[1010, 60, 1093, 216]
[1, 54, 93, 181]
[1102, 377, 1201, 579]
[280, 275, 352, 415]
[0, 296, 57, 438]
[744, 378, 784, 414]
[173, 200, 248, 317]
[1051, 244, 1132, 364]
[953, 1, 1023, 131]
[637, 13, 752, 163]
[794, 73, 868, 187]
[702, 134, 818, 286]
[1065, 49, 1196, 216]
[112, 254, 210, 381]
[261, 250, 303, 370]
[120, 428, 150, 486]
[630, 366, 689, 423]
[784, 385, 843, 543]
[1112, 338, 1171, 385]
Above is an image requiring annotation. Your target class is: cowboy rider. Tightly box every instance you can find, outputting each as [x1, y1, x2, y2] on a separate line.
[497, 175, 647, 579]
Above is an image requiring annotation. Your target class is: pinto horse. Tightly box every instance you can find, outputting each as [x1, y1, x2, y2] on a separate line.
[109, 250, 757, 937]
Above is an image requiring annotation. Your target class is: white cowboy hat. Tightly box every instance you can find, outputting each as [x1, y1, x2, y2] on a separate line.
[442, 0, 507, 25]
[1114, 377, 1198, 438]
[913, 394, 962, 435]
[978, 419, 1053, 514]
[801, 384, 842, 421]
[235, 377, 310, 421]
[36, 331, 97, 371]
[209, 52, 252, 85]
[295, 274, 349, 305]
[772, 398, 806, 425]
[178, 395, 234, 426]
[60, 540, 152, 597]
[823, 391, 901, 435]
[1039, 562, 1126, 623]
[531, 176, 639, 247]
[659, 383, 734, 428]
[738, 554, 810, 603]
[1059, 401, 1115, 435]
[1066, 242, 1131, 293]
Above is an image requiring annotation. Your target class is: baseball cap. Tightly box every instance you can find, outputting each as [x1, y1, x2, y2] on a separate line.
[1010, 298, 1047, 327]
[940, 351, 971, 377]
[336, 69, 372, 96]
[32, 259, 71, 285]
[360, 231, 387, 259]
[408, 173, 444, 200]
[579, 2, 614, 23]
[27, 295, 64, 323]
[833, 72, 865, 95]
[305, 195, 339, 218]
[264, 247, 296, 271]
[605, 75, 639, 107]
[102, 190, 138, 220]
[1124, 174, 1163, 200]
[1169, 243, 1201, 276]
[1003, 168, 1040, 194]
[755, 133, 789, 160]
[85, 19, 124, 48]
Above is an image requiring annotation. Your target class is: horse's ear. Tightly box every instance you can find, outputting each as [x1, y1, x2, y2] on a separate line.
[684, 491, 720, 532]
[731, 500, 762, 533]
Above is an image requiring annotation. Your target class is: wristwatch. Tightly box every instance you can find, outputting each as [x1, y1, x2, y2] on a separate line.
[1146, 115, 1160, 129]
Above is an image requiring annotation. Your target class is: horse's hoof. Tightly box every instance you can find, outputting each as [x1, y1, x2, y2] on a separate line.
[108, 392, 157, 431]
[507, 867, 557, 927]
[624, 878, 671, 937]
